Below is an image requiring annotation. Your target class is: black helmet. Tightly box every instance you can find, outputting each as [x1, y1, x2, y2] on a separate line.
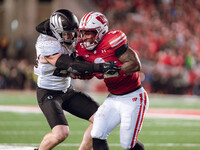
[49, 9, 79, 44]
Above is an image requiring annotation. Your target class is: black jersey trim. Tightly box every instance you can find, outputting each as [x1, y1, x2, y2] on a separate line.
[115, 42, 128, 58]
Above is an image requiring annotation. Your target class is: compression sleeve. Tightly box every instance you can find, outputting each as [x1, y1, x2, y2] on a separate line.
[55, 54, 74, 69]
[115, 42, 128, 58]
[68, 62, 103, 74]
[55, 54, 103, 74]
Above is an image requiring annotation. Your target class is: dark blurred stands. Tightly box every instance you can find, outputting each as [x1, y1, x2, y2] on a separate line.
[0, 58, 36, 90]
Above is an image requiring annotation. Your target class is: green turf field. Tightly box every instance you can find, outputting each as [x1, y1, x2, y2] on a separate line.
[0, 91, 200, 150]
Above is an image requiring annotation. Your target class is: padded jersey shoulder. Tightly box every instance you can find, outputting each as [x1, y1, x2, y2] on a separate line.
[35, 34, 63, 57]
[102, 30, 127, 50]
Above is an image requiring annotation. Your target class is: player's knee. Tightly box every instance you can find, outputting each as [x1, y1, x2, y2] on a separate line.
[121, 142, 130, 149]
[61, 131, 69, 141]
[120, 138, 131, 149]
[53, 126, 69, 142]
[91, 128, 106, 139]
[55, 131, 69, 142]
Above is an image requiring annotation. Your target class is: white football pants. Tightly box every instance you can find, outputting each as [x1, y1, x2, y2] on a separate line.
[91, 87, 149, 149]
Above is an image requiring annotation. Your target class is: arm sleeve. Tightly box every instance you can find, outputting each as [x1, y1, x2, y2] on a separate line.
[55, 54, 74, 69]
[55, 54, 103, 74]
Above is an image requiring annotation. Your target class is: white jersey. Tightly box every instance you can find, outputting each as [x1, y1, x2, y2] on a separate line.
[34, 34, 72, 92]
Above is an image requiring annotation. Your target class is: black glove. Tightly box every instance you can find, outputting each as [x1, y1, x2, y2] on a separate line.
[100, 61, 120, 75]
[67, 66, 81, 75]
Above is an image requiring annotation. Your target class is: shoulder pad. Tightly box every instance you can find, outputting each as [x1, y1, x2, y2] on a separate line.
[36, 35, 62, 57]
[103, 30, 127, 49]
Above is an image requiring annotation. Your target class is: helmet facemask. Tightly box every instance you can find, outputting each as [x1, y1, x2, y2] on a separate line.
[79, 29, 99, 50]
[49, 9, 79, 48]
[61, 30, 78, 45]
[79, 12, 109, 51]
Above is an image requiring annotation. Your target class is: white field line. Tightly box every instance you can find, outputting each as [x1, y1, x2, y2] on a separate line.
[0, 105, 200, 120]
[0, 105, 42, 114]
[0, 143, 200, 150]
[146, 108, 200, 120]
[145, 113, 200, 120]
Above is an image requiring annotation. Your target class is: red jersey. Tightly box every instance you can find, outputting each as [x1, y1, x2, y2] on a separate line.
[76, 30, 141, 94]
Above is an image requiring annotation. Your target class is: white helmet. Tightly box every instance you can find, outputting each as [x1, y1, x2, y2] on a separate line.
[50, 9, 79, 45]
[79, 11, 109, 50]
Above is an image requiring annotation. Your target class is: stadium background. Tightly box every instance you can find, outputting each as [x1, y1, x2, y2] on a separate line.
[0, 0, 200, 95]
[0, 1, 200, 150]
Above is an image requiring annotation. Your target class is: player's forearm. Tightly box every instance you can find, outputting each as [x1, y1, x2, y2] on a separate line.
[45, 53, 63, 66]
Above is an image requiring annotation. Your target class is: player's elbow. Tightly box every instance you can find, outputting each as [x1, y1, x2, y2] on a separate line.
[137, 62, 142, 72]
[132, 63, 141, 73]
[128, 62, 141, 74]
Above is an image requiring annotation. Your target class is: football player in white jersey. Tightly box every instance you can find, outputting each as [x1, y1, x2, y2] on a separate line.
[34, 9, 119, 150]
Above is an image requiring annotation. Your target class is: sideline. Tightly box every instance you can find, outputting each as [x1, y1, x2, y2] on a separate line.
[0, 105, 200, 120]
[146, 108, 200, 120]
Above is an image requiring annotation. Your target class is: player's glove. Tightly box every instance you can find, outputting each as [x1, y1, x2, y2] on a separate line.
[67, 67, 81, 75]
[100, 61, 120, 78]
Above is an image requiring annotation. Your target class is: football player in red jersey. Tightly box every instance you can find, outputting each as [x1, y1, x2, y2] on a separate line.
[74, 12, 149, 150]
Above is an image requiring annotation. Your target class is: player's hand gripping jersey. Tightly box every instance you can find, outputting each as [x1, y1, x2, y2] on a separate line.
[76, 30, 141, 95]
[34, 34, 72, 92]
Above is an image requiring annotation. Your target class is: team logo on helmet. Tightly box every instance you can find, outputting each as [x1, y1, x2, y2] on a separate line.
[96, 15, 108, 25]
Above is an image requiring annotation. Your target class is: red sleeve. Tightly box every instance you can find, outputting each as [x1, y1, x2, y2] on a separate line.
[108, 30, 127, 50]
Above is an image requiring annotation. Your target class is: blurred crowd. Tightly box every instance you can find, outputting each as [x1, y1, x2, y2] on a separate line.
[1, 0, 200, 96]
[93, 0, 200, 95]
[0, 58, 36, 90]
[0, 35, 36, 90]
